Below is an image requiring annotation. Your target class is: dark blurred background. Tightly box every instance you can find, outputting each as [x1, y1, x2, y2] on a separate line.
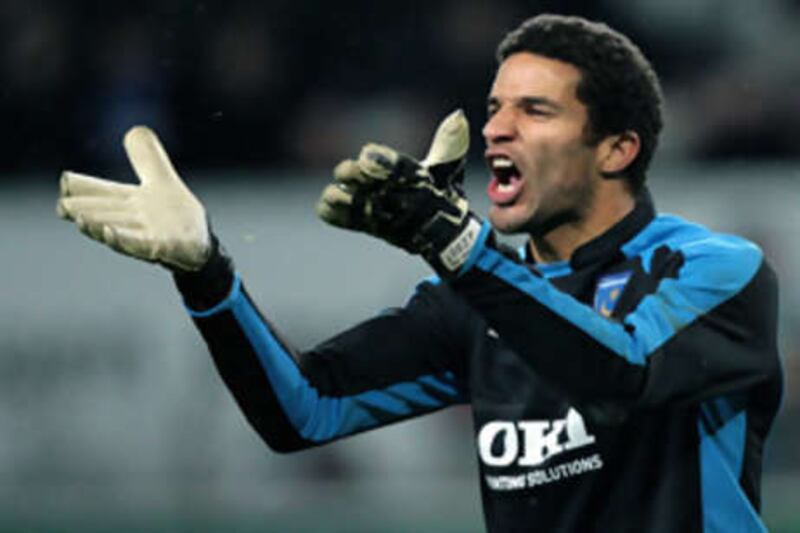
[4, 0, 800, 175]
[1, 1, 799, 532]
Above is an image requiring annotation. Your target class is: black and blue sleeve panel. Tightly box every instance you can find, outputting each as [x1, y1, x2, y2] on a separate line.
[452, 217, 782, 411]
[174, 241, 468, 453]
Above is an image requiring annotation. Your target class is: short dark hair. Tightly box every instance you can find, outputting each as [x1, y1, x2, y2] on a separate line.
[497, 14, 663, 192]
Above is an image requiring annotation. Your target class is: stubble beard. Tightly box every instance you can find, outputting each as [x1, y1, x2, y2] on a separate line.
[521, 175, 597, 239]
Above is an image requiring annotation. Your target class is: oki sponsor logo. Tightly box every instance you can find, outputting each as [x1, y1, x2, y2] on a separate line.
[478, 408, 595, 467]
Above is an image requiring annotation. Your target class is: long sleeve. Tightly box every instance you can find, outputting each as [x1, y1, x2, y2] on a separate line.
[174, 242, 469, 453]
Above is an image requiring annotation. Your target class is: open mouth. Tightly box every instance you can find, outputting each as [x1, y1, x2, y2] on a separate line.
[487, 156, 523, 206]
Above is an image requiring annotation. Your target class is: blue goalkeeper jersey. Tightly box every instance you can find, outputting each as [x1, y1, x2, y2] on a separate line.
[174, 191, 781, 532]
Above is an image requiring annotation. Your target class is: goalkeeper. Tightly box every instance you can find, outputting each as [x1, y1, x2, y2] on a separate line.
[58, 14, 782, 533]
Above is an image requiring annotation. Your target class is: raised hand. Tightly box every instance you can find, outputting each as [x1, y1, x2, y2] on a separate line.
[57, 126, 211, 272]
[317, 110, 485, 275]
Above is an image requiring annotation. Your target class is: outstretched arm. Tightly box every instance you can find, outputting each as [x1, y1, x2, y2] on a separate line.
[57, 127, 468, 452]
[174, 246, 468, 452]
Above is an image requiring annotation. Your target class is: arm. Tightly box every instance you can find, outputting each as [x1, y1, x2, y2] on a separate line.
[57, 126, 467, 452]
[173, 244, 468, 452]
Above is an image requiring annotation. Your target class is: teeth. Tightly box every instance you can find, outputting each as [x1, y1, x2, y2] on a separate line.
[497, 182, 517, 193]
[491, 157, 513, 169]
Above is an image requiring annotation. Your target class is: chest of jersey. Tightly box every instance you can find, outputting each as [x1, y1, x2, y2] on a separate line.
[464, 248, 677, 494]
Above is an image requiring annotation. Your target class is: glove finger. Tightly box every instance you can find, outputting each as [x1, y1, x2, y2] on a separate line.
[420, 109, 469, 169]
[359, 144, 430, 187]
[333, 159, 367, 184]
[57, 196, 130, 221]
[77, 209, 144, 230]
[357, 143, 398, 181]
[102, 226, 155, 261]
[74, 213, 108, 242]
[60, 171, 136, 198]
[316, 183, 357, 229]
[123, 126, 182, 187]
[75, 210, 144, 242]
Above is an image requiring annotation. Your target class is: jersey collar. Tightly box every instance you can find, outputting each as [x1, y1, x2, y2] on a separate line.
[570, 188, 656, 270]
[523, 188, 656, 271]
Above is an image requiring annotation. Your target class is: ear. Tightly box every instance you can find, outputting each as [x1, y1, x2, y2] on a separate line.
[597, 131, 640, 176]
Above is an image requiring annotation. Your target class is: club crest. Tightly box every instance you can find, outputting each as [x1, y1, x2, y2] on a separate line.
[593, 271, 632, 318]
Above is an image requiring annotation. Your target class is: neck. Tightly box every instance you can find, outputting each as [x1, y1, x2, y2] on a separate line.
[529, 184, 636, 264]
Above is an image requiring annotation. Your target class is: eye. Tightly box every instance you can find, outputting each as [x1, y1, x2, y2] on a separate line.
[523, 105, 550, 117]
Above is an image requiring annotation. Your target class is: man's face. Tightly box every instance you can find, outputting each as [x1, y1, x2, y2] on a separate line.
[483, 52, 603, 235]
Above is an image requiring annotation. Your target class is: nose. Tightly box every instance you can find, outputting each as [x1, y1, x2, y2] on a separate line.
[482, 107, 515, 145]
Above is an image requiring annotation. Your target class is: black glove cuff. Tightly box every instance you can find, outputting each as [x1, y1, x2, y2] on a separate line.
[173, 232, 236, 312]
[423, 212, 486, 277]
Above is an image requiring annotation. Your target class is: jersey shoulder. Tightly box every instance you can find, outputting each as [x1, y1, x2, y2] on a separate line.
[621, 213, 764, 292]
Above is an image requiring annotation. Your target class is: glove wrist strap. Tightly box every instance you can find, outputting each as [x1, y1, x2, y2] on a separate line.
[421, 213, 485, 277]
[173, 232, 236, 312]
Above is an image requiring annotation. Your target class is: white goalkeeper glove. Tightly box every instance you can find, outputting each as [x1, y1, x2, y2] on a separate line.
[317, 109, 484, 275]
[57, 126, 211, 272]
